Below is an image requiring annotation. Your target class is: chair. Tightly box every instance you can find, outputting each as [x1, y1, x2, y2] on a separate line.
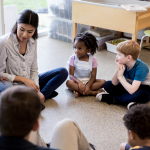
[140, 30, 150, 51]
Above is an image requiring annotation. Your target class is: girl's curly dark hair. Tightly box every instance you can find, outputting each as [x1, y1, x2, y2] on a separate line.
[74, 32, 98, 55]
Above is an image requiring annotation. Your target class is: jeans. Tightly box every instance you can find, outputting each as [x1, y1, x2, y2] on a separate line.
[39, 67, 68, 100]
[104, 81, 150, 105]
[0, 67, 68, 100]
[0, 81, 13, 93]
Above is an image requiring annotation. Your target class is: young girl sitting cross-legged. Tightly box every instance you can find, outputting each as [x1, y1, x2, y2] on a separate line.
[66, 32, 106, 98]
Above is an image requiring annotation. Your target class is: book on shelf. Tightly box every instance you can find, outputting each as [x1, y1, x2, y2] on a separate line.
[121, 4, 147, 12]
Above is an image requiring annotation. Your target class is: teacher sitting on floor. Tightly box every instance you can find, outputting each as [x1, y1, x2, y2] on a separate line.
[0, 9, 68, 110]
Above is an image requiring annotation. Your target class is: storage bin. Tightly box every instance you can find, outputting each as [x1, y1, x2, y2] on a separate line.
[105, 38, 129, 54]
[47, 15, 90, 43]
[46, 0, 92, 43]
[47, 0, 72, 20]
[96, 33, 115, 51]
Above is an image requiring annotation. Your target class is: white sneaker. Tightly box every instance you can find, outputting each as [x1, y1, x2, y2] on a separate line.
[127, 102, 137, 110]
[96, 92, 108, 101]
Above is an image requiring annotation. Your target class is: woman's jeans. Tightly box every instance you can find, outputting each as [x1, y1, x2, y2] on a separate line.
[39, 67, 68, 100]
[104, 81, 150, 105]
[0, 67, 68, 100]
[0, 81, 13, 93]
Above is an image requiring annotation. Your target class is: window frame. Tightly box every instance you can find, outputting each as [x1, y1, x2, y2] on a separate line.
[0, 0, 5, 36]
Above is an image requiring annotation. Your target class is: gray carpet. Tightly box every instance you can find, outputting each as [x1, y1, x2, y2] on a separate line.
[37, 36, 150, 150]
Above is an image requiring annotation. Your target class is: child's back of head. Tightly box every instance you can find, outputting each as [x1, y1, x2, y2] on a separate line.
[123, 104, 150, 141]
[0, 85, 41, 137]
[116, 40, 140, 60]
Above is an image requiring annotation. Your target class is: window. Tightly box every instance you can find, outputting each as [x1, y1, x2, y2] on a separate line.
[0, 0, 5, 36]
[1, 0, 48, 35]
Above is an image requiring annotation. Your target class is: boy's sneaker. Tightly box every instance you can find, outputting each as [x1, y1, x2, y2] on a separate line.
[127, 102, 137, 110]
[96, 92, 114, 105]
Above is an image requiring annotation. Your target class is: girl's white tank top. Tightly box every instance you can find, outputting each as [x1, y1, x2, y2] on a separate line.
[74, 54, 92, 79]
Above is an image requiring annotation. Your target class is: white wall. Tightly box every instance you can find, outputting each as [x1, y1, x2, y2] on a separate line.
[4, 5, 18, 34]
[0, 0, 5, 36]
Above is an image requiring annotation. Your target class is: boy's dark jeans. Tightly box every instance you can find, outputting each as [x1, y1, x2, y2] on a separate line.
[104, 81, 150, 105]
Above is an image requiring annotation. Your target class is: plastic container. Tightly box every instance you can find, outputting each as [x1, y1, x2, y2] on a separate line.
[96, 33, 115, 51]
[47, 0, 72, 20]
[105, 38, 129, 54]
[46, 0, 92, 43]
[47, 15, 90, 43]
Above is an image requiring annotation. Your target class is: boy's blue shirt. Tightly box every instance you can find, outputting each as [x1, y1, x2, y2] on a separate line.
[123, 59, 149, 84]
[131, 146, 150, 150]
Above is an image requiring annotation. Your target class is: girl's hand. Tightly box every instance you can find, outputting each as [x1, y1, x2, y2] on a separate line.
[117, 64, 125, 79]
[37, 91, 45, 103]
[78, 82, 86, 95]
[0, 76, 10, 84]
[85, 86, 90, 95]
[22, 77, 40, 91]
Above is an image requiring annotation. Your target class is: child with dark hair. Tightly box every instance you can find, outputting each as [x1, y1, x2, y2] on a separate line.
[120, 104, 150, 150]
[0, 9, 68, 110]
[66, 32, 106, 97]
[0, 85, 94, 150]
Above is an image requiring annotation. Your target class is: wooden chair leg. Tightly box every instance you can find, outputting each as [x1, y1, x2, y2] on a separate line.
[146, 37, 149, 44]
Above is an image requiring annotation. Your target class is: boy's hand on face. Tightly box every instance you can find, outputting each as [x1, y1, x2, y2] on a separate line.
[117, 64, 125, 79]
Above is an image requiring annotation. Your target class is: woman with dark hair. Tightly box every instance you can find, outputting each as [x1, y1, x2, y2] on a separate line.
[0, 9, 68, 110]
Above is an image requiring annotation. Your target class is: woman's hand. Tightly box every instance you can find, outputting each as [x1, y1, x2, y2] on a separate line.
[21, 77, 40, 91]
[37, 91, 45, 103]
[78, 82, 86, 95]
[0, 76, 10, 84]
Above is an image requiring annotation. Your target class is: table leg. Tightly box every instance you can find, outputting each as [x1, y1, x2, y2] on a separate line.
[132, 33, 137, 42]
[72, 22, 77, 42]
[117, 32, 123, 38]
[90, 26, 95, 29]
[146, 37, 149, 44]
[90, 26, 98, 29]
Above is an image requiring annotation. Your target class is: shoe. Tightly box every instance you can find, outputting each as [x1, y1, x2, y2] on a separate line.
[96, 92, 114, 105]
[48, 91, 58, 99]
[41, 103, 45, 111]
[89, 143, 96, 150]
[127, 102, 137, 110]
[46, 142, 51, 148]
[96, 92, 108, 101]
